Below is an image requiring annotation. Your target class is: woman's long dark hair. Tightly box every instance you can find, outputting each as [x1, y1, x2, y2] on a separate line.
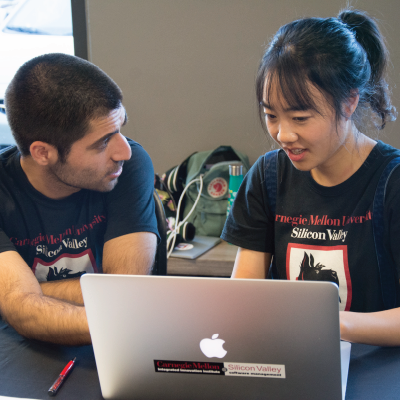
[256, 9, 396, 131]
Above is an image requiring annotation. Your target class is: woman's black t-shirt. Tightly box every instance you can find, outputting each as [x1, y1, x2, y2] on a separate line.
[222, 141, 400, 312]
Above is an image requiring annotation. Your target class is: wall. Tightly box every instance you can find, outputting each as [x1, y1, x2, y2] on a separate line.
[85, 0, 400, 174]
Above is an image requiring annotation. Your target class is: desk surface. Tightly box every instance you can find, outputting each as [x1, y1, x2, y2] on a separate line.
[1, 318, 400, 400]
[167, 241, 237, 276]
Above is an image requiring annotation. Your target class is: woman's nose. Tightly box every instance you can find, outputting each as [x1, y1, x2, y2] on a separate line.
[276, 124, 298, 144]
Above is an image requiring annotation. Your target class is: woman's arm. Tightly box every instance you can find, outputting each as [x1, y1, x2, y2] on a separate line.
[231, 247, 272, 279]
[232, 248, 400, 346]
[340, 308, 400, 346]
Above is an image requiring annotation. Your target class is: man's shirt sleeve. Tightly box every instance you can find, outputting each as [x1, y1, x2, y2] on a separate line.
[0, 228, 16, 254]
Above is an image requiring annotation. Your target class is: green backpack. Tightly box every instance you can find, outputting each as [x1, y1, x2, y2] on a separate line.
[162, 146, 249, 237]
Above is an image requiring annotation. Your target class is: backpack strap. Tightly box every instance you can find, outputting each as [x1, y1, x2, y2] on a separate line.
[264, 150, 279, 216]
[0, 145, 14, 155]
[264, 150, 279, 278]
[372, 156, 400, 310]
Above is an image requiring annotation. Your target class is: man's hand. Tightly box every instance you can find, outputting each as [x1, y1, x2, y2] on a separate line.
[102, 231, 157, 275]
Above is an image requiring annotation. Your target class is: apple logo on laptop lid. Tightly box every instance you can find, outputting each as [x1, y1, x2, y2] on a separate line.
[200, 334, 227, 358]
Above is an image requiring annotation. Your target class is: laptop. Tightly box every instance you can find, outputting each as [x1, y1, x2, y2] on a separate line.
[170, 236, 221, 259]
[81, 275, 350, 400]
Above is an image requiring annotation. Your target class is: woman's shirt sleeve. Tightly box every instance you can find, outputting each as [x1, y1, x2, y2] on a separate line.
[221, 155, 275, 253]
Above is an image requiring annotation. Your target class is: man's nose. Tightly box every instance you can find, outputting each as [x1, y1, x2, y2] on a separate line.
[111, 133, 132, 161]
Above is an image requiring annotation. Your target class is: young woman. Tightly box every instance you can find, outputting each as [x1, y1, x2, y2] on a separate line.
[221, 9, 400, 346]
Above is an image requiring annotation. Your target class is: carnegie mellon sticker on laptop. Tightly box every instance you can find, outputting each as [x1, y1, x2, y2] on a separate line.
[154, 360, 286, 378]
[154, 360, 225, 375]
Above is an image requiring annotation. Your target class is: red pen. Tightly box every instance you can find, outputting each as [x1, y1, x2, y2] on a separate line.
[48, 357, 76, 396]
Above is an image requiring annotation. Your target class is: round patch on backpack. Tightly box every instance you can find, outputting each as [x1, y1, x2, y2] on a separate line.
[207, 177, 228, 198]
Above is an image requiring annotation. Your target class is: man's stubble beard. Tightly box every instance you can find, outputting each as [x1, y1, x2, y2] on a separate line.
[49, 160, 123, 193]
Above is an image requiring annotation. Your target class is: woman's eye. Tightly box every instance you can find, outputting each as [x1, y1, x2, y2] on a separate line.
[293, 116, 309, 122]
[265, 113, 277, 121]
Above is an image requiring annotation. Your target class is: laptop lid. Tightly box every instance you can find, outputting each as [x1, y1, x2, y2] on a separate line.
[81, 275, 343, 400]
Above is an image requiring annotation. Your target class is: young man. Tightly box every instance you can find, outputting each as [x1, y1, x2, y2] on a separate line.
[0, 54, 159, 345]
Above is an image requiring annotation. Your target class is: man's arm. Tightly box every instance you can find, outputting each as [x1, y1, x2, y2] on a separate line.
[40, 278, 84, 305]
[102, 231, 157, 275]
[0, 250, 90, 345]
[231, 247, 272, 279]
[39, 231, 157, 304]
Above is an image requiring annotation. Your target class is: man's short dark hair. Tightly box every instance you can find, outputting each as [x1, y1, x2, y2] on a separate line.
[5, 53, 123, 161]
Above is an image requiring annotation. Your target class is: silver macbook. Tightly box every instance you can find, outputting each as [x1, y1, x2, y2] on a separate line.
[81, 275, 350, 400]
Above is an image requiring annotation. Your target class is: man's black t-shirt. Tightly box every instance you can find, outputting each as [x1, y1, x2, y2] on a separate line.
[0, 139, 158, 282]
[221, 141, 400, 312]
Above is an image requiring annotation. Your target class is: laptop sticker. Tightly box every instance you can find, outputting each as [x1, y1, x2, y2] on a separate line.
[175, 243, 194, 251]
[154, 360, 286, 378]
[154, 360, 225, 375]
[224, 362, 285, 378]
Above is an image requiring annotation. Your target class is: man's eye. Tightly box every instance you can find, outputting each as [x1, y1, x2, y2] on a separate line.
[98, 138, 111, 149]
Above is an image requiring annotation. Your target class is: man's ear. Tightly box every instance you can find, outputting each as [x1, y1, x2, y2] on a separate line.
[29, 141, 59, 166]
[343, 90, 360, 119]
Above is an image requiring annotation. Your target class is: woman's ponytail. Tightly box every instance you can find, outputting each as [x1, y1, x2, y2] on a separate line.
[338, 9, 396, 129]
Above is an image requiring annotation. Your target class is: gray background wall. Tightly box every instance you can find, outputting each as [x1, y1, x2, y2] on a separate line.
[84, 0, 400, 175]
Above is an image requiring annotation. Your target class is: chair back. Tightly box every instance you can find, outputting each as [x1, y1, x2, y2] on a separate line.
[152, 190, 167, 275]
